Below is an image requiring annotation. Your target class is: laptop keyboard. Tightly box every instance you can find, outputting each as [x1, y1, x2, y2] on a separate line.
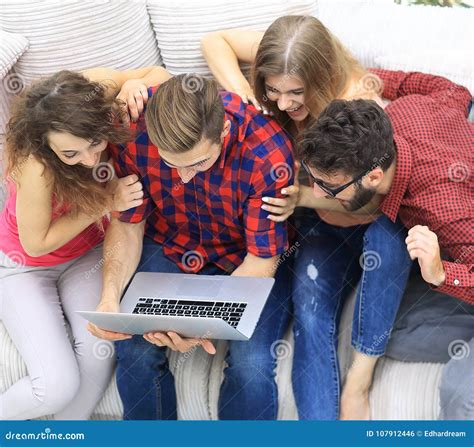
[132, 297, 248, 328]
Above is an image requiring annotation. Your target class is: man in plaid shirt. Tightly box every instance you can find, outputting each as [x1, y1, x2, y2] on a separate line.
[89, 73, 295, 420]
[299, 70, 473, 420]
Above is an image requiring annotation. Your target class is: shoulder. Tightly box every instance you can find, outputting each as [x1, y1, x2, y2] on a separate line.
[13, 155, 51, 188]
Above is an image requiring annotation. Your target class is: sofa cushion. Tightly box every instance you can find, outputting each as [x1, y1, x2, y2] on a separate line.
[317, 0, 474, 95]
[0, 31, 29, 80]
[146, 0, 317, 77]
[0, 0, 162, 87]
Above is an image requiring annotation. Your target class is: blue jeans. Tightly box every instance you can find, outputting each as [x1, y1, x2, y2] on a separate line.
[115, 237, 292, 420]
[289, 208, 412, 419]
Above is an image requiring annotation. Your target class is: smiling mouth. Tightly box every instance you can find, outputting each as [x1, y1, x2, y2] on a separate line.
[286, 105, 302, 113]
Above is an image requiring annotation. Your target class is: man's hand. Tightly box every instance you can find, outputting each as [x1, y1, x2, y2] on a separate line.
[87, 299, 133, 341]
[406, 225, 446, 286]
[143, 331, 216, 355]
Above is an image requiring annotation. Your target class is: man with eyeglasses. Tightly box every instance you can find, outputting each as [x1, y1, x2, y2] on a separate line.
[298, 69, 473, 421]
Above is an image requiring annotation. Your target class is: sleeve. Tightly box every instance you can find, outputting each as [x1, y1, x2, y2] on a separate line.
[243, 138, 295, 259]
[370, 68, 472, 115]
[107, 143, 155, 224]
[434, 259, 474, 304]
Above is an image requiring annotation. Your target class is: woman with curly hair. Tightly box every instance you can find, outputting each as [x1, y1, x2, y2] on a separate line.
[0, 66, 171, 420]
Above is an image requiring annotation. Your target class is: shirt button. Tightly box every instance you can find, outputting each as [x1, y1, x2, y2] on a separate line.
[453, 279, 460, 286]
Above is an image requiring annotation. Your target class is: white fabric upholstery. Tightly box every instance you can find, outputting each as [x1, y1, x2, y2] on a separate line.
[0, 31, 29, 80]
[146, 0, 317, 77]
[0, 292, 443, 420]
[317, 0, 474, 95]
[0, 0, 162, 86]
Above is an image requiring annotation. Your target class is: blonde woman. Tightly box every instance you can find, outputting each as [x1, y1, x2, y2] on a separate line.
[202, 16, 413, 420]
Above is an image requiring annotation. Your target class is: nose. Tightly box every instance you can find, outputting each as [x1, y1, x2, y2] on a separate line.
[277, 94, 292, 111]
[177, 167, 196, 183]
[81, 151, 99, 168]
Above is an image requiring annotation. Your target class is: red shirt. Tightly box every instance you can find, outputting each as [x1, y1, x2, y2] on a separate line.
[108, 88, 295, 273]
[372, 69, 473, 303]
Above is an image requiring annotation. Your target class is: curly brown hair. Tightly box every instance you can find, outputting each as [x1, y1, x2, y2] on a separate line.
[5, 70, 134, 217]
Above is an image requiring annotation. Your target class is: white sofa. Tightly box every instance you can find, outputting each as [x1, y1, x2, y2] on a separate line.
[0, 0, 472, 420]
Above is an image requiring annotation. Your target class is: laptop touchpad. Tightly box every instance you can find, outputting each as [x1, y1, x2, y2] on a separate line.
[176, 277, 223, 297]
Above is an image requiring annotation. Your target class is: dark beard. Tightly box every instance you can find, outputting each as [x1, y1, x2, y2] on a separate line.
[343, 184, 376, 211]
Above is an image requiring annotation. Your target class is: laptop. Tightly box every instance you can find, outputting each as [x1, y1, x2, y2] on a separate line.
[78, 272, 275, 341]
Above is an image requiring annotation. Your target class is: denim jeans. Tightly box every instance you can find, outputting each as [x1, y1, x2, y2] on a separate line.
[289, 208, 412, 419]
[115, 237, 292, 420]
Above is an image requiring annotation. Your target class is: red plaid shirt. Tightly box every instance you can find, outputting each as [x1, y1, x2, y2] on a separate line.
[108, 87, 294, 273]
[371, 69, 473, 303]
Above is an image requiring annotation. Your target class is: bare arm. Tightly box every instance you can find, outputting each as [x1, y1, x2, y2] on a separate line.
[231, 252, 279, 278]
[201, 29, 263, 99]
[16, 156, 105, 257]
[87, 218, 145, 341]
[298, 185, 382, 216]
[100, 218, 146, 305]
[82, 66, 171, 94]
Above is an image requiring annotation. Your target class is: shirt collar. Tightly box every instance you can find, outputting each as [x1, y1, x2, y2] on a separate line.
[381, 134, 412, 222]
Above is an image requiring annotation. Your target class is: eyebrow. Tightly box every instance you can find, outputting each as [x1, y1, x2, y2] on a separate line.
[265, 84, 304, 94]
[161, 155, 211, 169]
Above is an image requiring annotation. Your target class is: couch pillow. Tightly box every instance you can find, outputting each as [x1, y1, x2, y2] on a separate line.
[0, 0, 162, 86]
[147, 0, 317, 77]
[0, 31, 29, 80]
[317, 0, 473, 95]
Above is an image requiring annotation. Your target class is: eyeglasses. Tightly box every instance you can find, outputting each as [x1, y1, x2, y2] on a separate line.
[301, 159, 367, 198]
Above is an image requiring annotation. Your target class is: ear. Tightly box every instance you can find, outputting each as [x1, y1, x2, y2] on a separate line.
[365, 167, 384, 188]
[221, 120, 231, 139]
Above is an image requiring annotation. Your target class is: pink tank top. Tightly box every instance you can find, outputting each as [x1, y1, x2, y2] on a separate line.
[0, 180, 107, 267]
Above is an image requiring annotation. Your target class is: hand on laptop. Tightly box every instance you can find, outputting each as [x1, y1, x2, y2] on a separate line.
[143, 331, 216, 355]
[87, 300, 133, 341]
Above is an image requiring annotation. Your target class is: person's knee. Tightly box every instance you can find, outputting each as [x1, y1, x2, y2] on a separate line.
[31, 364, 81, 415]
[225, 341, 278, 382]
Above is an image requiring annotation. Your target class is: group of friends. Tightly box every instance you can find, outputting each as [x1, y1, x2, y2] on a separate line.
[0, 16, 472, 421]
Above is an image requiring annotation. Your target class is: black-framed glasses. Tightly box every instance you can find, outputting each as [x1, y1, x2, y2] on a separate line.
[301, 159, 367, 198]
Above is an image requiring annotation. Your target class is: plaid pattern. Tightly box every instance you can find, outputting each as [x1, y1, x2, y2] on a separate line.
[372, 69, 473, 303]
[108, 87, 294, 273]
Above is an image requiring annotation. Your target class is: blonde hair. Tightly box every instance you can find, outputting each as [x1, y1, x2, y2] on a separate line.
[252, 15, 368, 136]
[145, 74, 225, 153]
